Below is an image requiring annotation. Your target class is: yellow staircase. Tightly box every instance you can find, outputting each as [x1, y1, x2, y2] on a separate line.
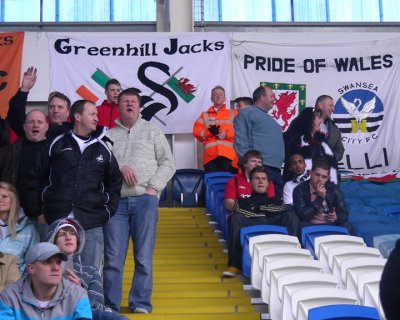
[120, 207, 259, 319]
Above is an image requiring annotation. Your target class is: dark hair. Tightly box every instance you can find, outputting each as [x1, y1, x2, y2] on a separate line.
[252, 86, 267, 102]
[315, 95, 333, 108]
[105, 78, 121, 90]
[295, 107, 323, 140]
[234, 96, 253, 105]
[48, 91, 71, 109]
[117, 88, 141, 105]
[243, 149, 263, 164]
[69, 100, 93, 126]
[288, 152, 305, 163]
[249, 165, 269, 181]
[311, 158, 331, 172]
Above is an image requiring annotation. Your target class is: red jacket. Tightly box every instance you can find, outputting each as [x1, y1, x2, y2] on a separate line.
[224, 173, 275, 200]
[97, 100, 120, 128]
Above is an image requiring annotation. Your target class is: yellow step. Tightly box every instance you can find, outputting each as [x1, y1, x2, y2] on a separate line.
[121, 313, 259, 320]
[120, 207, 259, 319]
[152, 282, 245, 291]
[120, 305, 256, 314]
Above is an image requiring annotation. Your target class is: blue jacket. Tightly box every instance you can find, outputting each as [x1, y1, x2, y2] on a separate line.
[0, 276, 92, 319]
[234, 105, 284, 169]
[0, 210, 39, 274]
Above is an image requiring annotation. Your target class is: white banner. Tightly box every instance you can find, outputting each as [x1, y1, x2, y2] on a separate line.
[231, 32, 400, 177]
[47, 32, 231, 134]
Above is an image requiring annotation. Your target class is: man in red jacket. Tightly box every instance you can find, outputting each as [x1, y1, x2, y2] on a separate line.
[97, 79, 122, 128]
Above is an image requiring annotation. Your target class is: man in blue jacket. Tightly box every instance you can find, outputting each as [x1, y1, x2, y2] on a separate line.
[234, 86, 285, 198]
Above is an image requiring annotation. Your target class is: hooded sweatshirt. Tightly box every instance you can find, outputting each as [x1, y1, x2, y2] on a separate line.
[47, 218, 105, 310]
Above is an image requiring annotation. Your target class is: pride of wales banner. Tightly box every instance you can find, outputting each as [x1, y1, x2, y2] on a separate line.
[231, 32, 400, 177]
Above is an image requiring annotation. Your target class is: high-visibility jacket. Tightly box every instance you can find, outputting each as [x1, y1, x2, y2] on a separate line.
[193, 105, 237, 165]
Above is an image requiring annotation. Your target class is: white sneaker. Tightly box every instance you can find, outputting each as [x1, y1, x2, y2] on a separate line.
[133, 307, 149, 314]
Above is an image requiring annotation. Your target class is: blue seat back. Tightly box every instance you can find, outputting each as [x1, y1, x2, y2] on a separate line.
[172, 169, 204, 207]
[204, 172, 233, 210]
[240, 225, 288, 278]
[207, 183, 227, 216]
[219, 201, 229, 241]
[308, 304, 380, 320]
[301, 225, 349, 257]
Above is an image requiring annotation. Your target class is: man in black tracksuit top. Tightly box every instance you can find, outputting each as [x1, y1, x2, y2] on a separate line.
[223, 165, 298, 277]
[34, 100, 122, 271]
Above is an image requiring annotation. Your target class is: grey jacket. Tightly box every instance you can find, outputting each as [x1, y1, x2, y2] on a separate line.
[326, 118, 344, 162]
[0, 276, 91, 319]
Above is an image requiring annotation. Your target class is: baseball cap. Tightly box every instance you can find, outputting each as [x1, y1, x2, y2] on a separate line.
[26, 242, 68, 264]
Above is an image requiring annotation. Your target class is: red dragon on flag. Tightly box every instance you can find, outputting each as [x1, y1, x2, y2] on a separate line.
[261, 82, 306, 132]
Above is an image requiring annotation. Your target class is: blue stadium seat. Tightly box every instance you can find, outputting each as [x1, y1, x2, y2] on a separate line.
[307, 304, 380, 320]
[159, 187, 167, 202]
[207, 183, 226, 218]
[240, 225, 288, 278]
[219, 201, 229, 241]
[204, 172, 233, 211]
[301, 225, 349, 257]
[172, 169, 204, 207]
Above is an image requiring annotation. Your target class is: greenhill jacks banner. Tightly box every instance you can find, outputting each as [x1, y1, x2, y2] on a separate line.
[47, 32, 230, 134]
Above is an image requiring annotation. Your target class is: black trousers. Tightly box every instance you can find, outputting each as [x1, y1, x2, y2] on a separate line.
[227, 212, 299, 269]
[204, 156, 237, 174]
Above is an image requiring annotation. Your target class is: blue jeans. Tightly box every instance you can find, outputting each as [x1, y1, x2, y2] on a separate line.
[103, 195, 158, 313]
[80, 226, 104, 272]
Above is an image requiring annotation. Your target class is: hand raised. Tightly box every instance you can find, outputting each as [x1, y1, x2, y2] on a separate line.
[21, 66, 37, 92]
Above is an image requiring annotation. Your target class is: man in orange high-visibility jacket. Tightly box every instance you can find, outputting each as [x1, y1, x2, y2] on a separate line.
[193, 86, 237, 173]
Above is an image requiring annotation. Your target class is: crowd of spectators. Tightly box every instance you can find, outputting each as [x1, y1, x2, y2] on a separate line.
[4, 67, 395, 318]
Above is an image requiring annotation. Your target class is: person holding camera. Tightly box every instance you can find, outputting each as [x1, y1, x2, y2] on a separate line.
[193, 86, 237, 173]
[292, 158, 352, 232]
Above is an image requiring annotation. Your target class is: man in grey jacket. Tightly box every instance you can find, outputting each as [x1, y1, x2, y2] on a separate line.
[0, 242, 92, 319]
[315, 95, 344, 162]
[103, 88, 175, 314]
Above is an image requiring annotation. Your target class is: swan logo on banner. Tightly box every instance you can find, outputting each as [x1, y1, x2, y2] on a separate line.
[333, 89, 384, 145]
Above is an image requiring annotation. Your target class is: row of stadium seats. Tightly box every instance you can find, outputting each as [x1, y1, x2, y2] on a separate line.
[244, 227, 386, 319]
[202, 172, 392, 319]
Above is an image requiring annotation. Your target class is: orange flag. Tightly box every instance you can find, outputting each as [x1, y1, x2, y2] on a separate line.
[0, 32, 24, 118]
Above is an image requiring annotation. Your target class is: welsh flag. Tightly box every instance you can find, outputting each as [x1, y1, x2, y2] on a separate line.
[261, 81, 306, 132]
[166, 67, 196, 103]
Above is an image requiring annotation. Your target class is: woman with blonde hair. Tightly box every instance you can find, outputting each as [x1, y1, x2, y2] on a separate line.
[0, 181, 39, 274]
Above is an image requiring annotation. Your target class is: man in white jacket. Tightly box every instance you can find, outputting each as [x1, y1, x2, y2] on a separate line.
[103, 88, 175, 314]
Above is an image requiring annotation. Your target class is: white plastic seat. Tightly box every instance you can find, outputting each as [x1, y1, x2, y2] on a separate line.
[340, 257, 386, 292]
[260, 258, 323, 304]
[364, 281, 385, 320]
[328, 246, 382, 277]
[250, 234, 300, 289]
[290, 287, 360, 320]
[274, 272, 340, 320]
[249, 234, 299, 258]
[315, 235, 365, 269]
[357, 270, 382, 301]
[252, 246, 311, 290]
